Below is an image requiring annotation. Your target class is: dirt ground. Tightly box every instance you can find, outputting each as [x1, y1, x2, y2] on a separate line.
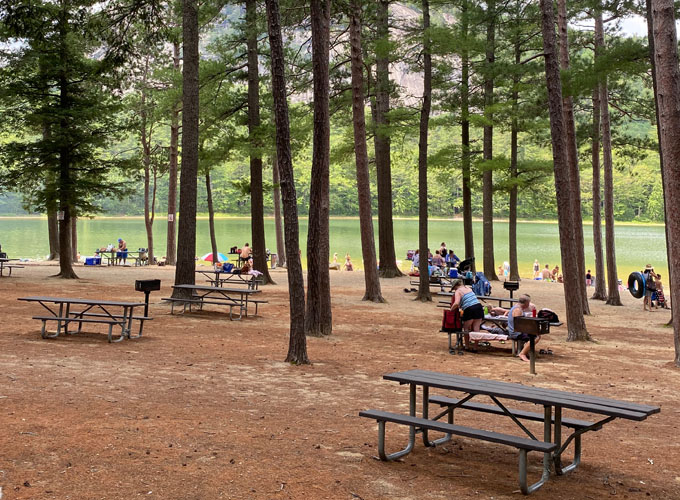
[1, 263, 679, 500]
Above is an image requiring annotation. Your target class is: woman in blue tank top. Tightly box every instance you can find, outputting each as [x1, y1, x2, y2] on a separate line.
[451, 279, 484, 350]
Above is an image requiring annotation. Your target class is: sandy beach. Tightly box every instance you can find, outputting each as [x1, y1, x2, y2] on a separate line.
[0, 263, 678, 499]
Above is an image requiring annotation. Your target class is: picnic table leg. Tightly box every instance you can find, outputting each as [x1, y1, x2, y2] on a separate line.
[519, 405, 552, 494]
[553, 406, 563, 473]
[377, 383, 416, 461]
[529, 336, 536, 375]
[421, 385, 452, 447]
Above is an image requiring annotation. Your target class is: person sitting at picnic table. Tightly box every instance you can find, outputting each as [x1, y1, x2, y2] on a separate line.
[431, 250, 445, 268]
[540, 264, 552, 280]
[450, 279, 484, 351]
[445, 249, 460, 270]
[439, 242, 447, 257]
[344, 253, 354, 271]
[411, 249, 420, 272]
[240, 243, 252, 260]
[508, 294, 542, 363]
[116, 238, 128, 265]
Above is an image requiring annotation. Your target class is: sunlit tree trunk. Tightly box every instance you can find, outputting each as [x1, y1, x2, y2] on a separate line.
[416, 0, 433, 302]
[305, 0, 332, 336]
[206, 170, 218, 264]
[649, 0, 680, 364]
[266, 0, 308, 363]
[349, 0, 383, 302]
[591, 86, 607, 300]
[246, 0, 273, 284]
[172, 0, 199, 298]
[540, 0, 590, 341]
[557, 0, 589, 314]
[47, 208, 59, 260]
[508, 34, 520, 282]
[595, 12, 622, 306]
[272, 155, 286, 267]
[166, 41, 180, 266]
[374, 0, 402, 278]
[482, 0, 498, 281]
[461, 0, 474, 266]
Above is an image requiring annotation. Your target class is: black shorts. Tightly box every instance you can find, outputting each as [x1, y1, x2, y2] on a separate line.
[462, 303, 484, 322]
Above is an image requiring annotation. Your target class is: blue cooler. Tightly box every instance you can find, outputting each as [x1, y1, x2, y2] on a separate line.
[448, 269, 458, 278]
[85, 257, 101, 266]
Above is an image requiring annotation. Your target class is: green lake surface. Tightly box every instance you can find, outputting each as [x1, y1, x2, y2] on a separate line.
[0, 217, 668, 279]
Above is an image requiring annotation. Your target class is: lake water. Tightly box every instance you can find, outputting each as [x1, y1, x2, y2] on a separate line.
[0, 217, 668, 279]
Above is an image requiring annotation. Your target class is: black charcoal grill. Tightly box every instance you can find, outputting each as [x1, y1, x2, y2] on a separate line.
[503, 281, 520, 298]
[135, 279, 161, 319]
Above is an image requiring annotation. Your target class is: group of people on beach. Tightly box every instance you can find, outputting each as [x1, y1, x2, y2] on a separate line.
[533, 260, 563, 283]
[330, 253, 353, 271]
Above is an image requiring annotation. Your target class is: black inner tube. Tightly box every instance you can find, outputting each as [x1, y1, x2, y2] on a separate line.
[628, 272, 644, 299]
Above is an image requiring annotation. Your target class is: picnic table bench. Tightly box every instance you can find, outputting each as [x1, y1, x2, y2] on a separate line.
[360, 369, 660, 495]
[0, 258, 24, 277]
[17, 296, 150, 342]
[163, 284, 265, 320]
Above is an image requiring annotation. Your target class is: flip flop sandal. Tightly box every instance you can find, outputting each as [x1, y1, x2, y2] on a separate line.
[410, 288, 418, 292]
[403, 288, 410, 293]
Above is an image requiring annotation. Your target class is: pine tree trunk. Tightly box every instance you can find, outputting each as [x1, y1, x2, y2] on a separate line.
[47, 208, 59, 260]
[272, 155, 286, 267]
[595, 13, 622, 306]
[246, 0, 273, 285]
[166, 41, 180, 267]
[540, 0, 589, 341]
[482, 0, 498, 281]
[172, 0, 199, 298]
[461, 0, 474, 266]
[649, 0, 680, 365]
[508, 36, 520, 282]
[266, 0, 308, 364]
[203, 170, 218, 263]
[646, 0, 673, 326]
[374, 0, 402, 278]
[71, 216, 78, 263]
[56, 53, 77, 279]
[591, 85, 607, 300]
[417, 0, 433, 302]
[141, 80, 155, 266]
[305, 0, 332, 336]
[557, 0, 590, 314]
[349, 0, 384, 303]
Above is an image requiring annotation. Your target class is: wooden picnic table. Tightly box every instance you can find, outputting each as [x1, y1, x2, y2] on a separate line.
[164, 284, 264, 320]
[17, 296, 149, 342]
[360, 369, 660, 495]
[195, 269, 260, 289]
[0, 257, 24, 277]
[96, 250, 147, 266]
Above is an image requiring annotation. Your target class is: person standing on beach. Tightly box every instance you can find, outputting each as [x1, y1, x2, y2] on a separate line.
[533, 260, 540, 278]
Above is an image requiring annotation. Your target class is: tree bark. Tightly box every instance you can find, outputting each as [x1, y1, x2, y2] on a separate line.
[508, 34, 520, 282]
[482, 0, 498, 281]
[141, 71, 155, 266]
[71, 216, 77, 263]
[246, 0, 273, 285]
[47, 208, 59, 260]
[206, 169, 219, 264]
[266, 0, 309, 364]
[272, 155, 286, 267]
[166, 41, 180, 267]
[56, 26, 77, 279]
[374, 0, 402, 278]
[595, 13, 622, 306]
[649, 0, 680, 365]
[305, 0, 332, 336]
[460, 0, 474, 265]
[540, 0, 589, 341]
[646, 0, 673, 327]
[557, 0, 590, 314]
[349, 0, 384, 303]
[172, 0, 199, 298]
[591, 85, 607, 300]
[416, 0, 433, 302]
